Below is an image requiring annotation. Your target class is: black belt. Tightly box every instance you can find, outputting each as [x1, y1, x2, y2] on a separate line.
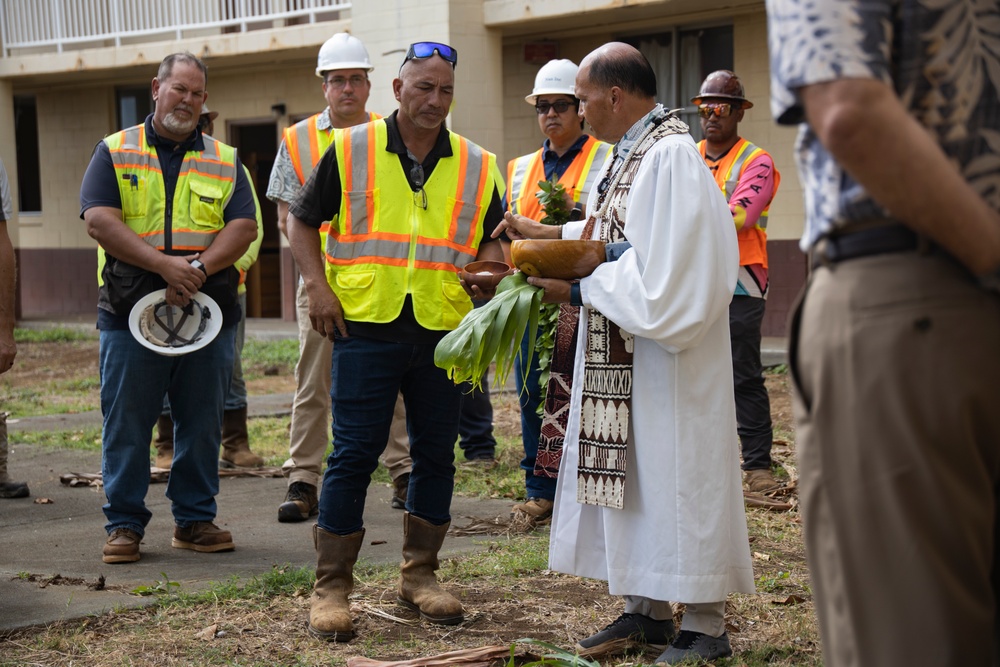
[811, 225, 928, 270]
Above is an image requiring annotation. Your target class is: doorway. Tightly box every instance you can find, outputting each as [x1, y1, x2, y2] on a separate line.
[229, 121, 281, 318]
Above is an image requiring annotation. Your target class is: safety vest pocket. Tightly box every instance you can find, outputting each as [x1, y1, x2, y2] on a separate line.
[335, 270, 375, 290]
[120, 175, 147, 221]
[188, 180, 225, 229]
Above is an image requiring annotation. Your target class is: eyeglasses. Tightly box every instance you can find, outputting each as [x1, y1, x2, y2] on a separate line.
[404, 42, 458, 69]
[325, 74, 368, 89]
[408, 152, 428, 210]
[535, 100, 576, 115]
[697, 102, 737, 119]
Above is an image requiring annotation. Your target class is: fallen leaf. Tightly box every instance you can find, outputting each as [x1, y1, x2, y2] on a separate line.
[753, 552, 771, 561]
[773, 595, 807, 606]
[195, 624, 218, 640]
[33, 497, 54, 504]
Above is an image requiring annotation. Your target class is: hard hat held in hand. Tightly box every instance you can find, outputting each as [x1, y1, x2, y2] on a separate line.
[316, 32, 374, 77]
[525, 59, 578, 104]
[129, 289, 223, 356]
[691, 70, 753, 109]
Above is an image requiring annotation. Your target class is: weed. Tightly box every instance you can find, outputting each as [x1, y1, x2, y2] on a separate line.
[14, 328, 96, 343]
[133, 573, 181, 596]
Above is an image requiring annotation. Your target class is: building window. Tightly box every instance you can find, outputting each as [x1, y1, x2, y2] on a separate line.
[624, 24, 733, 141]
[14, 95, 40, 213]
[116, 86, 153, 129]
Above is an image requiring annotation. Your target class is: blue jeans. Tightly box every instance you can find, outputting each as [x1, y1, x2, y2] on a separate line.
[458, 380, 496, 460]
[164, 292, 247, 414]
[515, 330, 557, 501]
[100, 326, 236, 535]
[318, 335, 461, 535]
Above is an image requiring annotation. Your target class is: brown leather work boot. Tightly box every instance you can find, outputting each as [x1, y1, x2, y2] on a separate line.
[744, 468, 782, 494]
[391, 473, 409, 510]
[397, 513, 464, 625]
[309, 526, 365, 642]
[511, 497, 554, 524]
[153, 413, 174, 470]
[278, 481, 318, 523]
[219, 407, 264, 468]
[103, 527, 142, 564]
[171, 522, 235, 553]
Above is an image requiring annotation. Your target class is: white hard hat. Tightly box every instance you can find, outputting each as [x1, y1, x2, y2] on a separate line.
[525, 59, 579, 104]
[316, 32, 374, 78]
[129, 289, 223, 356]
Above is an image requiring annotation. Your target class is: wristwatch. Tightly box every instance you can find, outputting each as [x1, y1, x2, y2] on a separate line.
[568, 202, 584, 222]
[190, 259, 208, 276]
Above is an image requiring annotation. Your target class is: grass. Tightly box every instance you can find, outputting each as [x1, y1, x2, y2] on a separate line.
[14, 327, 97, 343]
[1, 335, 819, 666]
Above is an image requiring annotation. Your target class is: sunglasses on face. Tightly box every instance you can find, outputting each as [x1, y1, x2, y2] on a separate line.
[697, 103, 737, 119]
[404, 42, 458, 68]
[535, 100, 576, 115]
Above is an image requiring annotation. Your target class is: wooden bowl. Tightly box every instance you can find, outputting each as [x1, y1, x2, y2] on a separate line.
[460, 260, 514, 290]
[510, 239, 606, 279]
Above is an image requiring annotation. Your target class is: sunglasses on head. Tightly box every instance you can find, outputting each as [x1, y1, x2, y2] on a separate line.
[697, 102, 737, 119]
[535, 100, 576, 115]
[404, 42, 458, 68]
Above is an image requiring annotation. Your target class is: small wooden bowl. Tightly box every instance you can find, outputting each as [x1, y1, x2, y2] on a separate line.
[510, 239, 606, 279]
[460, 260, 514, 290]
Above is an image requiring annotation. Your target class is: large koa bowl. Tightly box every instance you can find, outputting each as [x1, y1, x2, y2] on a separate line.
[510, 239, 606, 280]
[460, 260, 515, 290]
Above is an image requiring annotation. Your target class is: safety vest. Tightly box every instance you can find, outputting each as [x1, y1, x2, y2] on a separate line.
[326, 119, 499, 330]
[699, 137, 779, 268]
[97, 125, 239, 285]
[107, 125, 237, 250]
[284, 110, 381, 244]
[506, 135, 611, 220]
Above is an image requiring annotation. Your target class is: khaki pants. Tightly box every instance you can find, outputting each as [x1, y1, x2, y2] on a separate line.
[282, 282, 411, 488]
[790, 250, 1000, 667]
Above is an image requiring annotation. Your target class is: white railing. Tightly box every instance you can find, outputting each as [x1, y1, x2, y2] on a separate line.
[0, 0, 351, 57]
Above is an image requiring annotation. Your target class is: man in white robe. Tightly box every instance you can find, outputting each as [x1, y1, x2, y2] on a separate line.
[497, 42, 754, 665]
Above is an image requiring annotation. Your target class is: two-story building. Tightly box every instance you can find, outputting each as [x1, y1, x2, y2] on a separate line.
[0, 0, 805, 334]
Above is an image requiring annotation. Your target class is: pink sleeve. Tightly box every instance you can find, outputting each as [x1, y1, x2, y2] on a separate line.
[729, 152, 776, 230]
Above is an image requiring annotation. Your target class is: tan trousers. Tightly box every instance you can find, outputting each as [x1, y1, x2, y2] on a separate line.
[790, 250, 1000, 667]
[282, 282, 411, 488]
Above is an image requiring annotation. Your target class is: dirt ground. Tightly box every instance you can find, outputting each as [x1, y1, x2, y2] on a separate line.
[1, 337, 812, 666]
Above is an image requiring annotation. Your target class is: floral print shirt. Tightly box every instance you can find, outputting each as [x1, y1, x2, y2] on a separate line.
[766, 0, 1000, 250]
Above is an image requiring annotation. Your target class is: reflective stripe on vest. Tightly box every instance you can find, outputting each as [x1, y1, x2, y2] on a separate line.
[106, 125, 237, 251]
[325, 119, 497, 329]
[506, 136, 611, 220]
[717, 139, 772, 230]
[285, 110, 380, 238]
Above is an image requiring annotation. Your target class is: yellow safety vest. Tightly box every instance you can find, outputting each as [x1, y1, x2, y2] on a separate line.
[506, 135, 611, 220]
[97, 125, 240, 285]
[326, 119, 501, 330]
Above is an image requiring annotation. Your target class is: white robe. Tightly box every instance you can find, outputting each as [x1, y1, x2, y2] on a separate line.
[549, 132, 755, 604]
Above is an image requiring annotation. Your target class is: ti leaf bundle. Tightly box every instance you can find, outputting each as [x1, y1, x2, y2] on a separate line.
[435, 271, 543, 391]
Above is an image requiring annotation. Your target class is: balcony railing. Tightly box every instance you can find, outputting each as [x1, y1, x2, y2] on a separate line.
[0, 0, 351, 57]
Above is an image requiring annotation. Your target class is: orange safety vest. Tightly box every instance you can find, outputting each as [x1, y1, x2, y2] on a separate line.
[284, 110, 381, 238]
[506, 135, 611, 220]
[699, 137, 779, 268]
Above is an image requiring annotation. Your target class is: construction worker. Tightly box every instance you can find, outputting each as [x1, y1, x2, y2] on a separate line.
[692, 71, 781, 494]
[81, 52, 258, 563]
[153, 103, 266, 471]
[507, 59, 611, 525]
[267, 33, 413, 523]
[0, 156, 28, 499]
[287, 41, 506, 641]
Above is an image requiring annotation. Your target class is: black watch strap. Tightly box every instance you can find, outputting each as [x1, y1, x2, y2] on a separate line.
[190, 259, 208, 275]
